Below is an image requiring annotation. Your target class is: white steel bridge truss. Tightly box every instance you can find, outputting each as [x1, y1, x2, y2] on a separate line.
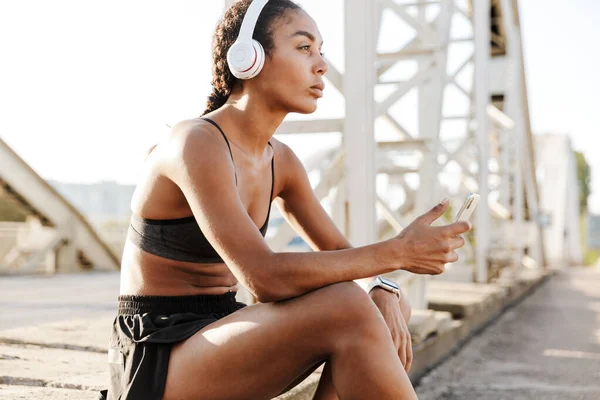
[225, 0, 549, 309]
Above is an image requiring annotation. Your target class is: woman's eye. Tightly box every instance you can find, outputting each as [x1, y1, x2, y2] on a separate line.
[299, 45, 324, 57]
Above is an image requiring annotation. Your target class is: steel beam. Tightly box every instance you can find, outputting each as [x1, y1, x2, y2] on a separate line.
[344, 0, 377, 246]
[473, 0, 492, 282]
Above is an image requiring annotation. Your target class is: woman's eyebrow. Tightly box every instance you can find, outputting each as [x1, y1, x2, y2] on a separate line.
[289, 30, 324, 46]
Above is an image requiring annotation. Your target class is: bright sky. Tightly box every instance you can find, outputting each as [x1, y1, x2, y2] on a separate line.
[1, 0, 598, 212]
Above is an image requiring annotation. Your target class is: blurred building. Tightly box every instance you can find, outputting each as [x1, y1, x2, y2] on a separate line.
[48, 180, 135, 224]
[534, 134, 583, 266]
[587, 214, 600, 250]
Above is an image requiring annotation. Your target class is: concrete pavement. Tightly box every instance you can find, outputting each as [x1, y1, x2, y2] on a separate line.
[415, 266, 600, 400]
[0, 272, 118, 399]
[1, 267, 590, 399]
[0, 272, 118, 330]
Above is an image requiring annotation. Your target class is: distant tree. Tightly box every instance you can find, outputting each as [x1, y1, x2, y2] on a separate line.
[575, 151, 592, 214]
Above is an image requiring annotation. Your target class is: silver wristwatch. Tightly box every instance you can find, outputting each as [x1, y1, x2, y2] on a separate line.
[367, 276, 401, 301]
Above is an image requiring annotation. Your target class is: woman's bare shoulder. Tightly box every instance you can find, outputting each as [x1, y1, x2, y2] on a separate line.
[170, 118, 222, 144]
[268, 137, 296, 164]
[162, 119, 230, 158]
[155, 118, 237, 182]
[267, 137, 309, 200]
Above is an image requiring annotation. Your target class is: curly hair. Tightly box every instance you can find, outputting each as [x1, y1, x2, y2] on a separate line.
[201, 0, 302, 116]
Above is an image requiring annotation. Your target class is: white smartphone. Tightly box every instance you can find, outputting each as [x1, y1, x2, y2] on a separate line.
[454, 193, 480, 222]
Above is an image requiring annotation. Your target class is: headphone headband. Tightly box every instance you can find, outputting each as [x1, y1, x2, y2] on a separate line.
[238, 0, 269, 44]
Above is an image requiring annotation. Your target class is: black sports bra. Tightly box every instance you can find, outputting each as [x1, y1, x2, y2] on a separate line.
[127, 118, 274, 264]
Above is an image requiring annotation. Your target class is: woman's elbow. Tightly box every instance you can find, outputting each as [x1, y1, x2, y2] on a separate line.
[245, 253, 291, 303]
[255, 291, 277, 303]
[241, 271, 281, 303]
[252, 278, 298, 303]
[252, 278, 289, 303]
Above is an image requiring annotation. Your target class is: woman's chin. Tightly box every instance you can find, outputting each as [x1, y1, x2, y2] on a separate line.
[292, 101, 319, 114]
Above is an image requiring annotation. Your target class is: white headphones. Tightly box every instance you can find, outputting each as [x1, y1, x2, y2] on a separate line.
[227, 0, 270, 80]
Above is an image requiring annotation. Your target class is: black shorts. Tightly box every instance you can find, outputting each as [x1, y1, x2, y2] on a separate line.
[98, 292, 247, 400]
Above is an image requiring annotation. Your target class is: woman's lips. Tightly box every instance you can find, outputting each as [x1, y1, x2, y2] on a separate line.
[309, 87, 323, 98]
[310, 83, 324, 98]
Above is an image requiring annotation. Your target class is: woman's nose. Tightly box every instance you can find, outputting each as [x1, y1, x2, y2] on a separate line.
[315, 55, 329, 76]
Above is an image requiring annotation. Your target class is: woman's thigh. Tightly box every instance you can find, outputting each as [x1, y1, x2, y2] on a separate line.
[163, 281, 381, 400]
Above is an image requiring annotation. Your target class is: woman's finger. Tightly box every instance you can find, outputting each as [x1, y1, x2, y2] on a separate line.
[448, 235, 465, 250]
[444, 251, 459, 263]
[405, 338, 413, 373]
[397, 336, 407, 367]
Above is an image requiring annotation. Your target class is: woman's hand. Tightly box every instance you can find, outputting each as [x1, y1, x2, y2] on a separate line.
[369, 287, 413, 373]
[387, 198, 472, 275]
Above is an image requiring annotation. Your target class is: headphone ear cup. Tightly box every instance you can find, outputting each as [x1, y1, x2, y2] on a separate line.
[228, 39, 264, 80]
[244, 40, 265, 79]
[227, 41, 253, 79]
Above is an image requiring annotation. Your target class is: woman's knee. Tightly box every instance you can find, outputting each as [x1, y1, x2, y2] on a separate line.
[315, 281, 375, 314]
[310, 282, 388, 337]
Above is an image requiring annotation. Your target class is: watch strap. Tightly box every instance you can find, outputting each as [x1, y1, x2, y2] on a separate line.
[367, 276, 401, 301]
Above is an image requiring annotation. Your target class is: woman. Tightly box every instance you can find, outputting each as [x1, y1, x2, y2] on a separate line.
[102, 1, 470, 399]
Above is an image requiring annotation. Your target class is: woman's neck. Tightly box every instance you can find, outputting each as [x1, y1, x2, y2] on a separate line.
[215, 94, 286, 159]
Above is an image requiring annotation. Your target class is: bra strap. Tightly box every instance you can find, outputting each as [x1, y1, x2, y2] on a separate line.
[263, 141, 275, 228]
[201, 117, 238, 185]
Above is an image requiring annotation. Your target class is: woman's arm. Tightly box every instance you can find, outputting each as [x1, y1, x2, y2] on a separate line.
[164, 122, 402, 303]
[270, 141, 471, 297]
[165, 122, 467, 303]
[272, 141, 379, 289]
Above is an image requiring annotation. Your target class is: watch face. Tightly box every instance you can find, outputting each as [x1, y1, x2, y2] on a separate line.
[380, 277, 399, 290]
